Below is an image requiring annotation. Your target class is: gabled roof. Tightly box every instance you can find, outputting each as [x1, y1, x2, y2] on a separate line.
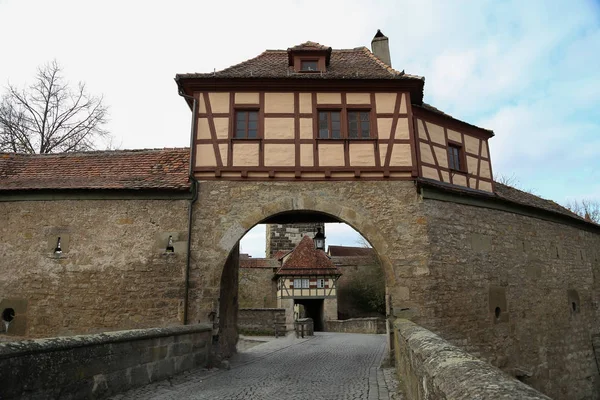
[176, 46, 423, 81]
[0, 148, 190, 191]
[275, 236, 342, 277]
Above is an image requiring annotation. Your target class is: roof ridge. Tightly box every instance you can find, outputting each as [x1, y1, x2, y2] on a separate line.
[0, 148, 190, 158]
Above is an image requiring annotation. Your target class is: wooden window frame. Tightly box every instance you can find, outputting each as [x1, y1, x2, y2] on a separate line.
[447, 141, 465, 172]
[300, 59, 319, 72]
[317, 108, 373, 140]
[293, 55, 326, 72]
[318, 110, 342, 139]
[347, 110, 372, 139]
[317, 278, 325, 289]
[234, 109, 259, 139]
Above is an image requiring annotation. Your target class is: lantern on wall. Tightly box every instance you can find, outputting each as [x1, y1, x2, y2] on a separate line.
[313, 227, 325, 251]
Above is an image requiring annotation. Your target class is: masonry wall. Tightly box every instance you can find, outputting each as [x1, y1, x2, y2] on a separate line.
[0, 324, 211, 399]
[419, 198, 600, 399]
[238, 308, 285, 335]
[0, 198, 189, 339]
[238, 266, 277, 308]
[324, 317, 385, 334]
[393, 319, 550, 400]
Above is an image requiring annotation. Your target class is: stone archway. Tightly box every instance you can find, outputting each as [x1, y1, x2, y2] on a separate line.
[188, 180, 429, 355]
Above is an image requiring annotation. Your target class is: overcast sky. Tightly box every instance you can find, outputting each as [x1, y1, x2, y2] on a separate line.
[1, 0, 599, 256]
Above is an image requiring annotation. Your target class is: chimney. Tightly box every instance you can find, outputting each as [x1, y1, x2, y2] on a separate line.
[371, 29, 391, 67]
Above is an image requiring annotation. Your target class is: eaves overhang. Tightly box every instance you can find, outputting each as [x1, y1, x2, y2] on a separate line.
[174, 76, 425, 106]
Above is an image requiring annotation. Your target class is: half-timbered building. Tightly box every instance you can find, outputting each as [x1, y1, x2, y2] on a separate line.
[274, 235, 342, 331]
[175, 30, 494, 190]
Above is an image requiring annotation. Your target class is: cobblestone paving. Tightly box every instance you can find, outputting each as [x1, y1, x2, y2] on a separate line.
[111, 333, 403, 400]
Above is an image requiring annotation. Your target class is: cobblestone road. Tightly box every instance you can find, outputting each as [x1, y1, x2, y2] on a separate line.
[111, 333, 403, 400]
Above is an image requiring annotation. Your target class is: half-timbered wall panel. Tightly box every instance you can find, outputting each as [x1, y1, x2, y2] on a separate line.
[276, 277, 337, 299]
[192, 90, 416, 181]
[414, 116, 494, 192]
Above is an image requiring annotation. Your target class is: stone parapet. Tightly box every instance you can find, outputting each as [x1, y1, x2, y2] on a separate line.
[0, 324, 212, 399]
[325, 318, 386, 334]
[393, 319, 550, 400]
[238, 308, 286, 336]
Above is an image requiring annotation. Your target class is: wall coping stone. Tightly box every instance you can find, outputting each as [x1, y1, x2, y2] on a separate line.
[394, 319, 551, 400]
[0, 324, 212, 359]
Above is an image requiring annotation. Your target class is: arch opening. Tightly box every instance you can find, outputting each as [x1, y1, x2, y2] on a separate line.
[213, 208, 391, 358]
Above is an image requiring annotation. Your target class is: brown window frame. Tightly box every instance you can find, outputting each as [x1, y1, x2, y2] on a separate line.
[447, 142, 464, 171]
[317, 109, 373, 139]
[347, 110, 372, 139]
[234, 109, 259, 139]
[318, 110, 342, 139]
[300, 60, 319, 72]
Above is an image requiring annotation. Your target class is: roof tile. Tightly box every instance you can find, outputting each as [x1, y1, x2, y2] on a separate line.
[275, 236, 342, 276]
[176, 47, 423, 81]
[0, 148, 190, 191]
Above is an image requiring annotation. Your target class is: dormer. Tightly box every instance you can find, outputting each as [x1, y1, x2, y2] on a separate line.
[287, 42, 332, 73]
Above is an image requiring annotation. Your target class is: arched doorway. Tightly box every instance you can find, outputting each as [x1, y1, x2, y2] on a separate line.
[188, 180, 426, 358]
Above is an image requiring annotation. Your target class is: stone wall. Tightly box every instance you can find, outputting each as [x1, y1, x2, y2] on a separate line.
[324, 318, 386, 334]
[189, 180, 600, 398]
[393, 319, 550, 400]
[0, 198, 190, 338]
[419, 198, 600, 399]
[238, 262, 278, 309]
[0, 324, 211, 399]
[238, 308, 286, 335]
[189, 180, 427, 350]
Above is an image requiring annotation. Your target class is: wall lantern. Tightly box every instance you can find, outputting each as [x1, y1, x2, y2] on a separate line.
[54, 237, 62, 255]
[313, 227, 325, 251]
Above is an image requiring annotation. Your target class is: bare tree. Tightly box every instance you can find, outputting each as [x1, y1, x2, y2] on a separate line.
[564, 199, 600, 223]
[0, 61, 109, 153]
[495, 173, 537, 194]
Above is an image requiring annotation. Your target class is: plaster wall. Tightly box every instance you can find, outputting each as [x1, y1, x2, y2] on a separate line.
[415, 117, 493, 192]
[193, 91, 414, 180]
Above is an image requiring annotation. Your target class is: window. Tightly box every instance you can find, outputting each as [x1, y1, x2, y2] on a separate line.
[293, 278, 309, 288]
[317, 279, 325, 288]
[448, 144, 462, 170]
[348, 111, 371, 139]
[235, 110, 258, 138]
[318, 111, 341, 139]
[300, 60, 319, 71]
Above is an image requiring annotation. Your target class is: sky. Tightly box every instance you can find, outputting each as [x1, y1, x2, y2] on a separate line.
[1, 0, 599, 256]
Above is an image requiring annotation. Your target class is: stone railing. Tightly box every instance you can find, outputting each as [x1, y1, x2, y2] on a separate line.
[324, 317, 386, 334]
[393, 319, 551, 400]
[0, 324, 212, 399]
[238, 308, 286, 336]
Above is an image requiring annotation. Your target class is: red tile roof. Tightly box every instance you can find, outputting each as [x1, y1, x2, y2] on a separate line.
[176, 46, 422, 81]
[0, 148, 191, 191]
[275, 236, 342, 277]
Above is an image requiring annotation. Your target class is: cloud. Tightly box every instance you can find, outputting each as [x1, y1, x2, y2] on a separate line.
[1, 0, 598, 205]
